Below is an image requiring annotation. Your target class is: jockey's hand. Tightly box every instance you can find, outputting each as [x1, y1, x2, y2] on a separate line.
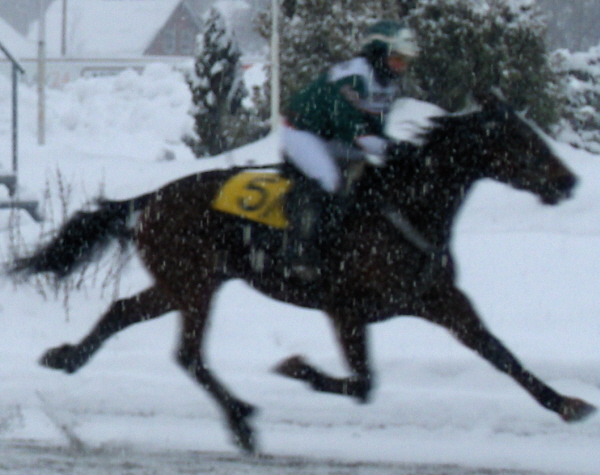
[355, 135, 388, 157]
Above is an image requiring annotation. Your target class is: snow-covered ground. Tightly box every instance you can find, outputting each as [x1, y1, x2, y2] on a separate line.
[0, 64, 599, 474]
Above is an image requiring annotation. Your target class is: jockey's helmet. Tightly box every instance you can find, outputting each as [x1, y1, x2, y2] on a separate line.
[361, 20, 420, 63]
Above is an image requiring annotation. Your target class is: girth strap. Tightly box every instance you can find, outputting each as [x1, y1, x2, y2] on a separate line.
[384, 206, 449, 296]
[383, 206, 441, 255]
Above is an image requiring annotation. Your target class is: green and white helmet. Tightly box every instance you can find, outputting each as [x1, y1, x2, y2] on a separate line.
[361, 20, 420, 59]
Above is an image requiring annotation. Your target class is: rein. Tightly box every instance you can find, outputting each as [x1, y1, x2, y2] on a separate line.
[383, 206, 441, 255]
[383, 204, 448, 295]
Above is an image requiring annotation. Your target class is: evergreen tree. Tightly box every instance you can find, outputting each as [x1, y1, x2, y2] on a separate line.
[255, 0, 561, 130]
[552, 46, 600, 153]
[406, 0, 562, 128]
[186, 8, 248, 157]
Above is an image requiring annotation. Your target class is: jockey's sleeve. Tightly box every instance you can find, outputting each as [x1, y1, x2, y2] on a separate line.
[329, 75, 373, 143]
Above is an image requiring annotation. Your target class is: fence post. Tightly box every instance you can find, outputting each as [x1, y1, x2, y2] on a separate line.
[0, 40, 42, 222]
[0, 41, 25, 175]
[38, 0, 47, 146]
[12, 63, 19, 174]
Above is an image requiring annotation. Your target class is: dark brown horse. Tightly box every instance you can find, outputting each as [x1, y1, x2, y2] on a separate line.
[9, 94, 596, 453]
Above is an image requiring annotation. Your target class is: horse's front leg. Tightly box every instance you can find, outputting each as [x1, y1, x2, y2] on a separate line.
[275, 313, 373, 403]
[41, 286, 176, 373]
[175, 284, 257, 454]
[422, 284, 596, 422]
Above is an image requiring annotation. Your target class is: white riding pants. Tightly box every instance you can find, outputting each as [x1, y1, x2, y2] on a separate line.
[282, 125, 342, 193]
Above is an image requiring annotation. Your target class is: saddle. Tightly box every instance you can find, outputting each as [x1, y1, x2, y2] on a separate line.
[211, 164, 358, 280]
[211, 162, 359, 231]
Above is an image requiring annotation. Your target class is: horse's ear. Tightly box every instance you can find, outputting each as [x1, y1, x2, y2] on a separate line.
[473, 89, 504, 110]
[472, 90, 510, 131]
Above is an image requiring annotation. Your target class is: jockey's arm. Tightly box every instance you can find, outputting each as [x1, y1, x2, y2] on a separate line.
[330, 76, 382, 144]
[330, 76, 397, 159]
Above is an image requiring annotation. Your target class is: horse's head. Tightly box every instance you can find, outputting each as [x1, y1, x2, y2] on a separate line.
[471, 93, 577, 205]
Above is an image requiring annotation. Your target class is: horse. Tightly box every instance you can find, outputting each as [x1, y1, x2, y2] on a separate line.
[9, 93, 596, 453]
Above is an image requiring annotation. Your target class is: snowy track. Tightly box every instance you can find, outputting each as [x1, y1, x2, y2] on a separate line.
[1, 67, 599, 474]
[0, 441, 556, 475]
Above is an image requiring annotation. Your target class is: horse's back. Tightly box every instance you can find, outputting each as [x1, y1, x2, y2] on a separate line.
[153, 168, 237, 206]
[135, 166, 285, 286]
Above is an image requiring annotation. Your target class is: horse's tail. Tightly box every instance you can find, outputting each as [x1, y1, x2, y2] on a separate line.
[8, 192, 154, 280]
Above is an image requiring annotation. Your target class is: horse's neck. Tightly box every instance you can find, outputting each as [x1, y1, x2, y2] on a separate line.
[379, 160, 477, 247]
[417, 177, 473, 244]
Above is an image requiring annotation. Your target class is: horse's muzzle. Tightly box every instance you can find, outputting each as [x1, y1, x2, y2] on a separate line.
[541, 173, 578, 205]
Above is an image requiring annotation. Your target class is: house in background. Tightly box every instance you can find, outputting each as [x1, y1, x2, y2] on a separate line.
[0, 0, 39, 35]
[0, 14, 31, 58]
[1, 0, 202, 58]
[144, 0, 203, 56]
[0, 0, 206, 87]
[1, 0, 261, 59]
[1, 0, 260, 87]
[30, 0, 201, 58]
[144, 0, 266, 56]
[16, 0, 256, 59]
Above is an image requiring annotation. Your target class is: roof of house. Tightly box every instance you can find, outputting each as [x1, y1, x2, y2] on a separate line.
[28, 0, 185, 58]
[0, 15, 32, 59]
[3, 0, 260, 61]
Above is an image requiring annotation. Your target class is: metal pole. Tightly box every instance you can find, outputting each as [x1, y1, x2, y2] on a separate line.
[11, 64, 18, 174]
[38, 0, 46, 145]
[61, 0, 67, 56]
[0, 40, 25, 178]
[270, 0, 280, 130]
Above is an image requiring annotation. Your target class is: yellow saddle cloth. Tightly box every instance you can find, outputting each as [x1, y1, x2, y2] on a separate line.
[212, 171, 292, 229]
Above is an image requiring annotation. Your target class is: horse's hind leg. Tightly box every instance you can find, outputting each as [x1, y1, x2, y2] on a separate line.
[422, 284, 596, 422]
[41, 286, 176, 374]
[175, 283, 257, 453]
[275, 313, 373, 403]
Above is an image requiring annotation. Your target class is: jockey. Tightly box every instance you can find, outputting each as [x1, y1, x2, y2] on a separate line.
[282, 20, 420, 278]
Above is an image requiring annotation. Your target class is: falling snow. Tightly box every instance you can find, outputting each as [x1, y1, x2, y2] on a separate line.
[0, 52, 599, 474]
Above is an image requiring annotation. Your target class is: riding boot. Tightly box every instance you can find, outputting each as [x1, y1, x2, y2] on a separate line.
[323, 193, 351, 236]
[292, 202, 325, 280]
[284, 177, 329, 280]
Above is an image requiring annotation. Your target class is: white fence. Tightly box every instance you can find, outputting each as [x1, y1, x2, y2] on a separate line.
[0, 56, 193, 88]
[0, 55, 264, 88]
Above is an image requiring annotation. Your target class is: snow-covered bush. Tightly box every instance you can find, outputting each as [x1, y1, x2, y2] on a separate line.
[407, 0, 562, 128]
[551, 46, 600, 154]
[185, 8, 249, 157]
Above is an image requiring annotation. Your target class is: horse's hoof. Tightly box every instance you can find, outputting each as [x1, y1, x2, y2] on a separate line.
[232, 418, 256, 454]
[228, 402, 258, 454]
[273, 355, 309, 380]
[560, 397, 597, 423]
[351, 377, 372, 404]
[39, 344, 81, 374]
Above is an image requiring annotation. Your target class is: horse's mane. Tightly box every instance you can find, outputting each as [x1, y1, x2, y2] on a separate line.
[420, 107, 487, 146]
